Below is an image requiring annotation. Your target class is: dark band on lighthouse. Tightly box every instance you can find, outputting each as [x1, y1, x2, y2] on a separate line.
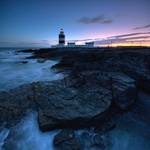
[59, 29, 65, 46]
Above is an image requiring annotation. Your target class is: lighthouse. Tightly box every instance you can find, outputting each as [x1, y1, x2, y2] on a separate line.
[59, 28, 65, 46]
[51, 29, 94, 48]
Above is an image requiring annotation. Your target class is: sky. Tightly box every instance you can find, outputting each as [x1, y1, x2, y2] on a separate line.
[0, 0, 150, 47]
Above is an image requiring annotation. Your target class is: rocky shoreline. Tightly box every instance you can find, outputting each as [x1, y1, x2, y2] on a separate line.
[1, 47, 150, 149]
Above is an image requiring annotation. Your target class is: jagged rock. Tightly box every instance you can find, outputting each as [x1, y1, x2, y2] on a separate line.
[0, 70, 137, 131]
[2, 49, 150, 133]
[104, 53, 150, 93]
[94, 119, 116, 134]
[74, 129, 112, 150]
[111, 73, 137, 110]
[36, 80, 112, 131]
[79, 132, 93, 148]
[0, 79, 112, 131]
[17, 61, 28, 64]
[0, 84, 37, 127]
[53, 129, 112, 150]
[67, 71, 137, 110]
[92, 134, 106, 149]
[37, 59, 46, 63]
[54, 130, 83, 150]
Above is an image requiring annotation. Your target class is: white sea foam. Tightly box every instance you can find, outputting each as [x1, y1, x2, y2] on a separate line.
[0, 48, 62, 149]
[0, 112, 58, 150]
[0, 48, 63, 91]
[0, 129, 9, 149]
[0, 48, 150, 150]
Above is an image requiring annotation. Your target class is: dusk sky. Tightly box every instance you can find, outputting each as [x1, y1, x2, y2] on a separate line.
[0, 0, 150, 47]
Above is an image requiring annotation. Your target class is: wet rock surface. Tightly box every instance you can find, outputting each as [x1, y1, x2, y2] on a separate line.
[53, 129, 112, 150]
[0, 47, 150, 149]
[54, 130, 82, 150]
[0, 79, 112, 131]
[1, 48, 150, 130]
[0, 71, 137, 131]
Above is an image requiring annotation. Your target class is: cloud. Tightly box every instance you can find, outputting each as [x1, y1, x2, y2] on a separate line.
[111, 32, 150, 38]
[78, 15, 113, 24]
[68, 32, 150, 45]
[121, 36, 150, 41]
[133, 24, 150, 30]
[1, 32, 150, 47]
[94, 32, 150, 45]
[0, 40, 51, 47]
[67, 39, 93, 43]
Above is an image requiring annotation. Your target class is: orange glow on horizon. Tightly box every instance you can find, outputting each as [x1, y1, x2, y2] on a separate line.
[96, 42, 150, 47]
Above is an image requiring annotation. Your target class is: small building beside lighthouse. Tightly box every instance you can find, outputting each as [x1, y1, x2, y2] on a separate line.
[59, 28, 65, 46]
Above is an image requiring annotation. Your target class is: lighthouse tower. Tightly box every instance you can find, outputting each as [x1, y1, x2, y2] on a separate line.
[59, 28, 65, 46]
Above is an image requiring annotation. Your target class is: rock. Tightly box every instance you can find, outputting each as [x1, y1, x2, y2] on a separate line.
[68, 71, 137, 110]
[17, 61, 28, 64]
[2, 48, 150, 132]
[77, 129, 112, 150]
[94, 119, 116, 134]
[92, 134, 106, 149]
[37, 59, 46, 63]
[109, 54, 150, 93]
[79, 131, 93, 148]
[53, 129, 111, 150]
[36, 80, 112, 131]
[111, 73, 137, 110]
[137, 74, 150, 93]
[0, 104, 24, 128]
[145, 55, 150, 71]
[0, 84, 36, 127]
[53, 130, 83, 150]
[0, 79, 112, 131]
[0, 70, 137, 130]
[82, 71, 137, 110]
[119, 63, 150, 93]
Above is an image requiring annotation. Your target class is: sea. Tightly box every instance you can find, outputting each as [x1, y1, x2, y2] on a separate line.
[0, 48, 150, 150]
[0, 47, 63, 91]
[0, 47, 63, 150]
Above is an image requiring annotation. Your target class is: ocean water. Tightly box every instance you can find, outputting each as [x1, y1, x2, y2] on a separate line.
[0, 47, 62, 150]
[0, 48, 63, 91]
[0, 108, 150, 150]
[0, 48, 150, 150]
[0, 112, 59, 150]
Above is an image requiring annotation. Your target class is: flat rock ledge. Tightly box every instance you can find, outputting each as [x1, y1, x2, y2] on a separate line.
[0, 71, 137, 132]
